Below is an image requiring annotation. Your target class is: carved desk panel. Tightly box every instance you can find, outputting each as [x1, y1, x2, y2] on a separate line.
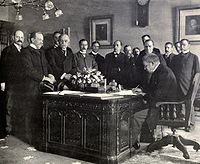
[42, 94, 144, 164]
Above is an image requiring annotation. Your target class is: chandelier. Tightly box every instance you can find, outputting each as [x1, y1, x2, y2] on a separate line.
[0, 0, 63, 21]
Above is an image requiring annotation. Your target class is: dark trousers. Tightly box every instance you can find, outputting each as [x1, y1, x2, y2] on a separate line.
[131, 108, 149, 144]
[0, 91, 7, 136]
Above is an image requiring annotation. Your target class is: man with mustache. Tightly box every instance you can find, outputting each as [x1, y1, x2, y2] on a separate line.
[74, 39, 98, 72]
[0, 30, 25, 139]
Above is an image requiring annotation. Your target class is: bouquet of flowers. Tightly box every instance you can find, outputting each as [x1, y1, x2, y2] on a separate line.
[70, 68, 105, 92]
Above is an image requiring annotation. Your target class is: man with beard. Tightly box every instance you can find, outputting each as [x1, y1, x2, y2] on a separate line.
[0, 30, 24, 139]
[20, 31, 55, 148]
[74, 39, 98, 72]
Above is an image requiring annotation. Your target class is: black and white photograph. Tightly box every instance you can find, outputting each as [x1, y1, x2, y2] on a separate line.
[1, 0, 200, 164]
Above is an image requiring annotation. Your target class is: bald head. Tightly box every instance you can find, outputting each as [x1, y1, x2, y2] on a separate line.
[13, 30, 24, 46]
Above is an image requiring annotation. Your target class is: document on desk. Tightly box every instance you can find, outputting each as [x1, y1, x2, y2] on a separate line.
[58, 90, 83, 95]
[82, 93, 123, 99]
[112, 90, 138, 96]
[43, 91, 60, 95]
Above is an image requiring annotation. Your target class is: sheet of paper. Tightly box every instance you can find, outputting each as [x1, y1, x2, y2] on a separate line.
[43, 91, 60, 95]
[58, 90, 84, 95]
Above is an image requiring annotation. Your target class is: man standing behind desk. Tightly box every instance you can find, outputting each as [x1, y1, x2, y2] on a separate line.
[74, 39, 98, 72]
[163, 42, 175, 69]
[0, 30, 24, 138]
[47, 34, 76, 82]
[104, 40, 126, 84]
[171, 39, 200, 119]
[89, 41, 105, 74]
[20, 31, 55, 147]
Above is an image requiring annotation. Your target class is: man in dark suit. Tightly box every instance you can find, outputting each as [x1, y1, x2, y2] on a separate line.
[131, 53, 177, 146]
[122, 45, 139, 88]
[89, 41, 105, 74]
[45, 31, 61, 62]
[0, 30, 24, 139]
[20, 31, 55, 147]
[136, 39, 166, 90]
[104, 40, 126, 84]
[74, 39, 98, 72]
[47, 33, 76, 81]
[171, 39, 200, 119]
[163, 42, 175, 69]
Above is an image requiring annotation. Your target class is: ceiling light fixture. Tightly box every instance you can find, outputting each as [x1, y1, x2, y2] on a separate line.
[0, 0, 63, 20]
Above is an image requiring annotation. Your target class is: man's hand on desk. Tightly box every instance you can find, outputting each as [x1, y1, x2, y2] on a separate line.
[42, 76, 55, 84]
[48, 74, 56, 83]
[60, 73, 72, 80]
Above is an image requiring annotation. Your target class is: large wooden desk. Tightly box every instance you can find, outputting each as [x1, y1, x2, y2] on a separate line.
[42, 91, 145, 164]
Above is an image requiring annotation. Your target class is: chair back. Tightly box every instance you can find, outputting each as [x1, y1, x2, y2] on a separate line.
[157, 73, 200, 130]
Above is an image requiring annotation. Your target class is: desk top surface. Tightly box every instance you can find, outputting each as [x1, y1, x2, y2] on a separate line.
[43, 90, 144, 100]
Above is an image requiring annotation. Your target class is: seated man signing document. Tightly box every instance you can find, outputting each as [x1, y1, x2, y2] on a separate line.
[131, 53, 177, 148]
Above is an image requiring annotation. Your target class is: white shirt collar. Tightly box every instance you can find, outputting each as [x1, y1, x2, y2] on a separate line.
[30, 43, 38, 49]
[92, 51, 98, 55]
[14, 43, 22, 52]
[182, 50, 190, 54]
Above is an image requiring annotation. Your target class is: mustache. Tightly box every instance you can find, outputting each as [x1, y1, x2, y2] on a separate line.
[17, 40, 23, 43]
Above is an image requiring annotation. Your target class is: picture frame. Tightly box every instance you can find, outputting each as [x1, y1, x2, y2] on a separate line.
[89, 15, 113, 48]
[177, 6, 200, 42]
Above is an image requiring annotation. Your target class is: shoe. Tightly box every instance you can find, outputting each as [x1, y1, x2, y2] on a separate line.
[133, 140, 140, 150]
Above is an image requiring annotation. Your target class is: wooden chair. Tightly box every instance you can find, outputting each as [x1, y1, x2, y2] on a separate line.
[147, 73, 200, 159]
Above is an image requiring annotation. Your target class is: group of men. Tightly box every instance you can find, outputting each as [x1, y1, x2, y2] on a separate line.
[0, 30, 199, 150]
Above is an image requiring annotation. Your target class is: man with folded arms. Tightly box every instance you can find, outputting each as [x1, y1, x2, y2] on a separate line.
[47, 34, 76, 84]
[20, 31, 55, 148]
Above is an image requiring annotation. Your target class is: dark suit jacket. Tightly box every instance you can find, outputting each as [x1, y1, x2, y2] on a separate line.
[21, 46, 52, 99]
[89, 52, 105, 74]
[46, 47, 76, 80]
[171, 52, 200, 99]
[0, 44, 22, 92]
[163, 53, 175, 69]
[145, 64, 177, 130]
[104, 52, 126, 84]
[74, 52, 98, 72]
[121, 55, 139, 88]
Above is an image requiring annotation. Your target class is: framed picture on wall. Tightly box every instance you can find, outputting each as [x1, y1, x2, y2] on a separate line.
[89, 15, 113, 48]
[177, 6, 200, 42]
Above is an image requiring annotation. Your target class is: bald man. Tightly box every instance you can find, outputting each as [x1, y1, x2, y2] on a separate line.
[0, 30, 24, 138]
